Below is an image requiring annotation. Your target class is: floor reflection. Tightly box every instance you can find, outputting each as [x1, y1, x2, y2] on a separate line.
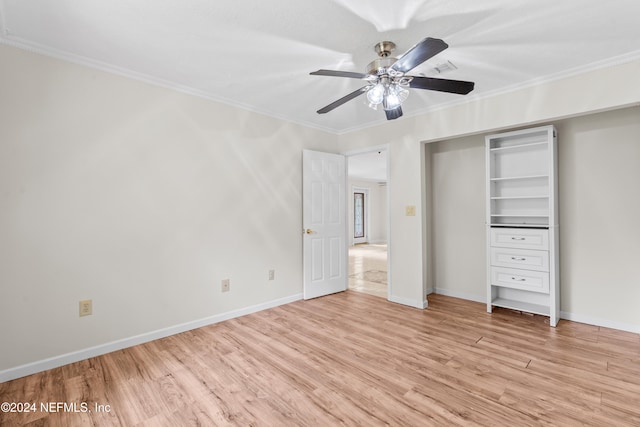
[348, 243, 388, 298]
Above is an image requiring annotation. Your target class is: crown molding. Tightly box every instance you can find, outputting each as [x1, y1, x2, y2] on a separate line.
[0, 34, 339, 135]
[2, 31, 639, 136]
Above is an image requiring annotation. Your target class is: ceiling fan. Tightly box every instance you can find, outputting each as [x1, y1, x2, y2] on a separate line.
[310, 37, 475, 120]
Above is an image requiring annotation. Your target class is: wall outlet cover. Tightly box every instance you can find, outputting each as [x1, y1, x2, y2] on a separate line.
[79, 300, 92, 317]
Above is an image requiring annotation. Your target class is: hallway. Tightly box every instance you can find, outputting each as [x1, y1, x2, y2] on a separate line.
[348, 243, 388, 298]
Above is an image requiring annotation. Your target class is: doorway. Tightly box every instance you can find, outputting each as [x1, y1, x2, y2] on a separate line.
[348, 243, 388, 298]
[346, 149, 389, 299]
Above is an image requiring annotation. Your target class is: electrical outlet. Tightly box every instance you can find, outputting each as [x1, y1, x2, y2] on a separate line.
[221, 279, 230, 292]
[268, 270, 275, 281]
[79, 300, 92, 317]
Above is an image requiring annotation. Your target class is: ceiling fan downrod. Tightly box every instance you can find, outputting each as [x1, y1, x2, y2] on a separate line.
[374, 41, 395, 57]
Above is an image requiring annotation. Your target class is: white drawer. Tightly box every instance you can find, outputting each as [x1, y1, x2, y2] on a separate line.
[491, 267, 550, 293]
[490, 228, 549, 250]
[490, 247, 549, 272]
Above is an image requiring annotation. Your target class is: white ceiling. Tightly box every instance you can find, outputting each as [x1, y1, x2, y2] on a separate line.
[1, 0, 639, 134]
[348, 150, 387, 182]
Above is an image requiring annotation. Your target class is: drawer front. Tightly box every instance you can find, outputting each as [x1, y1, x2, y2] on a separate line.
[491, 267, 550, 293]
[490, 247, 549, 272]
[491, 228, 549, 250]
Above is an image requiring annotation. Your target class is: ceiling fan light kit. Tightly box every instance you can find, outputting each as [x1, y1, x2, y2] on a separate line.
[310, 37, 475, 121]
[365, 43, 412, 113]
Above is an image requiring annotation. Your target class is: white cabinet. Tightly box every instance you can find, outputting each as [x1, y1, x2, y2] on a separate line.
[486, 125, 559, 326]
[490, 247, 549, 272]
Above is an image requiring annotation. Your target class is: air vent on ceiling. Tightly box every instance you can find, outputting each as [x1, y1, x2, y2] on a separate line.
[432, 60, 457, 74]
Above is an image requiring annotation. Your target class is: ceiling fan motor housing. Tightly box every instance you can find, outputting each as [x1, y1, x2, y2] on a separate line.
[366, 57, 397, 75]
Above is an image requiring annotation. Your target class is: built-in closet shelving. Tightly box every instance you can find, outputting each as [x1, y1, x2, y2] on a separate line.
[485, 125, 560, 326]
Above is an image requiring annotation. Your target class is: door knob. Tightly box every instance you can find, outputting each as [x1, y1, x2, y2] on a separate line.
[305, 229, 315, 234]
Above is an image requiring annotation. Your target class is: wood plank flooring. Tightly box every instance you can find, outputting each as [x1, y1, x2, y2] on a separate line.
[1, 292, 639, 426]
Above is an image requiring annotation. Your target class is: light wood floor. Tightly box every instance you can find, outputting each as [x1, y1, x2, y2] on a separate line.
[1, 293, 639, 426]
[348, 243, 388, 298]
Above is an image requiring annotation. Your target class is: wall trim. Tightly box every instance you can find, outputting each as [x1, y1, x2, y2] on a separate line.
[0, 293, 303, 384]
[429, 291, 640, 334]
[433, 288, 486, 304]
[3, 291, 637, 383]
[560, 311, 640, 334]
[3, 34, 639, 136]
[336, 53, 640, 135]
[0, 37, 335, 135]
[389, 295, 427, 309]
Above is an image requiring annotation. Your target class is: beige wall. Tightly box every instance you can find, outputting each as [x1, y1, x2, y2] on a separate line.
[555, 108, 640, 327]
[0, 44, 338, 375]
[427, 106, 640, 328]
[428, 135, 486, 301]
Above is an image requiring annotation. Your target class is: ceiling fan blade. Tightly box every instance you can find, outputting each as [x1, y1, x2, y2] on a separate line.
[391, 37, 448, 73]
[409, 76, 475, 94]
[310, 69, 369, 79]
[385, 106, 403, 120]
[317, 87, 368, 114]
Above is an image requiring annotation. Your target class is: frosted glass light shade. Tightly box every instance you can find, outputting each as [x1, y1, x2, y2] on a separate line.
[382, 84, 409, 111]
[366, 83, 385, 105]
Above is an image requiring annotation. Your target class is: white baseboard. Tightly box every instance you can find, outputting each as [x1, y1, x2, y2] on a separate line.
[389, 295, 427, 309]
[560, 311, 640, 334]
[5, 291, 635, 384]
[433, 288, 485, 304]
[0, 293, 303, 384]
[431, 289, 640, 333]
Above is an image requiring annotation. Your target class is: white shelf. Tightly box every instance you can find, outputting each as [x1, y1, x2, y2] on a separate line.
[490, 297, 550, 316]
[489, 141, 548, 152]
[489, 224, 549, 228]
[491, 196, 549, 200]
[490, 216, 549, 227]
[491, 214, 548, 218]
[490, 174, 548, 182]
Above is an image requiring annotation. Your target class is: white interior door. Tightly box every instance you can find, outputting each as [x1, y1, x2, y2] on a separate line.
[303, 149, 347, 299]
